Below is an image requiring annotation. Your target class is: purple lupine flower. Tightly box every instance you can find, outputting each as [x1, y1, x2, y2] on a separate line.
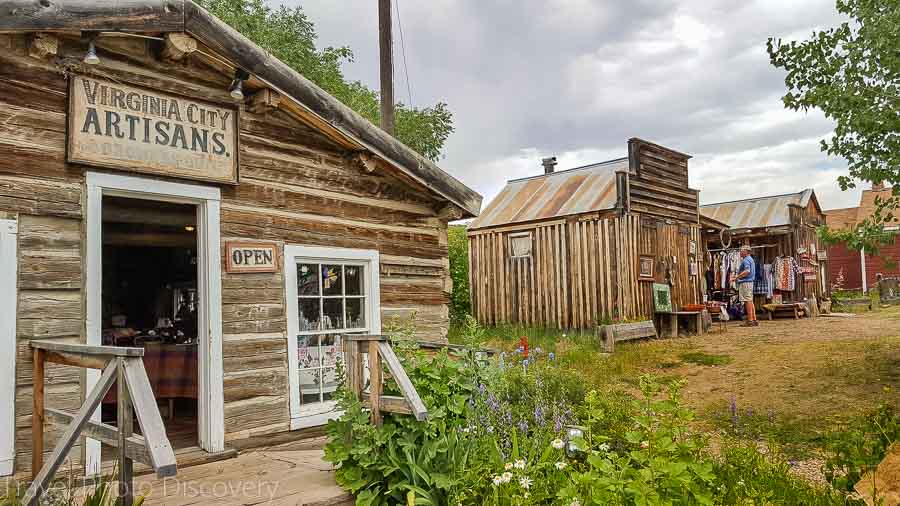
[534, 347, 542, 355]
[534, 405, 544, 425]
[518, 420, 529, 433]
[548, 352, 556, 361]
[730, 395, 739, 428]
[479, 383, 487, 395]
[554, 415, 563, 433]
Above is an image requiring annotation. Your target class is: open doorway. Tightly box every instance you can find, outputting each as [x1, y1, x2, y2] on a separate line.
[100, 196, 199, 450]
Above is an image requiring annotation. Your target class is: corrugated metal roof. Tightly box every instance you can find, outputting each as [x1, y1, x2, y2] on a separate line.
[469, 158, 627, 230]
[700, 189, 813, 229]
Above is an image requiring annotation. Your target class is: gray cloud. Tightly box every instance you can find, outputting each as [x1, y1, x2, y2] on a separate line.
[295, 0, 864, 211]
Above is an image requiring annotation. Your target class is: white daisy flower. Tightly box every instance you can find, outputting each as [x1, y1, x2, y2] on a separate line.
[514, 459, 526, 469]
[598, 443, 611, 452]
[501, 472, 512, 484]
[492, 475, 502, 486]
[555, 461, 567, 470]
[504, 462, 514, 471]
[551, 438, 565, 450]
[519, 477, 533, 489]
[570, 499, 581, 506]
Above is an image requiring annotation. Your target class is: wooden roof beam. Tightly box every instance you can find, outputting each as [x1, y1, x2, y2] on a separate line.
[160, 32, 197, 62]
[27, 32, 57, 59]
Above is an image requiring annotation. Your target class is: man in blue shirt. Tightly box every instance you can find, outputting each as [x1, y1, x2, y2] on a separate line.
[735, 245, 758, 326]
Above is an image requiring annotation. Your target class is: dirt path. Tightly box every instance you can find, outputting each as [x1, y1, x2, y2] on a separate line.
[674, 310, 900, 422]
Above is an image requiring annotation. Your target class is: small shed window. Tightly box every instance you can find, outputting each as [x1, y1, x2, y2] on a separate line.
[509, 232, 532, 258]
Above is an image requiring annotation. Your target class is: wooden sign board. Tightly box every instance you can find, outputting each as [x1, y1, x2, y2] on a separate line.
[225, 242, 278, 273]
[68, 75, 238, 184]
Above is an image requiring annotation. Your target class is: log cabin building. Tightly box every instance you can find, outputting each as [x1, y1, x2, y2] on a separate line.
[0, 1, 481, 477]
[701, 189, 829, 307]
[467, 138, 705, 329]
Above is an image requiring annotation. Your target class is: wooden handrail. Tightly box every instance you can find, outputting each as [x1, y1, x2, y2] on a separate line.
[344, 335, 428, 426]
[25, 341, 176, 506]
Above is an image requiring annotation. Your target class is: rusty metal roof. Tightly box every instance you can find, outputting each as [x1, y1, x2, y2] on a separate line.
[468, 158, 627, 230]
[700, 189, 814, 229]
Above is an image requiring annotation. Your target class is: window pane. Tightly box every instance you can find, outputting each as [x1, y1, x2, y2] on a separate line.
[322, 265, 343, 296]
[322, 298, 344, 330]
[345, 265, 364, 295]
[321, 334, 342, 369]
[297, 335, 318, 369]
[297, 263, 319, 296]
[346, 297, 365, 329]
[298, 298, 321, 332]
[322, 368, 338, 402]
[299, 369, 321, 405]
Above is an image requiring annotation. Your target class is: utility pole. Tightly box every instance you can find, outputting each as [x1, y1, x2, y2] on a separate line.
[378, 0, 395, 135]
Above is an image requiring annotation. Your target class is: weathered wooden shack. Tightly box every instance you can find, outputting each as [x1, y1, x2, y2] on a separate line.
[0, 1, 481, 478]
[468, 138, 704, 329]
[701, 189, 828, 304]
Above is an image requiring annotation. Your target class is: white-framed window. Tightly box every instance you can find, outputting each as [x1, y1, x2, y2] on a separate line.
[284, 245, 381, 429]
[509, 232, 532, 258]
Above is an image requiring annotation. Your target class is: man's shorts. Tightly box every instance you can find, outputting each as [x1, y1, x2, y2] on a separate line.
[738, 282, 754, 302]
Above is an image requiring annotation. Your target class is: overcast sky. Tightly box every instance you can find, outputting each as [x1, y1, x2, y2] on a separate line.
[294, 0, 863, 212]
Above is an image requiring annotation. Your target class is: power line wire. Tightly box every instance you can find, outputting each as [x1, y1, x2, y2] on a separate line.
[394, 0, 413, 106]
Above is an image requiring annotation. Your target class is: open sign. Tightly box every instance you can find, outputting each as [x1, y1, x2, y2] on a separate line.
[225, 242, 279, 273]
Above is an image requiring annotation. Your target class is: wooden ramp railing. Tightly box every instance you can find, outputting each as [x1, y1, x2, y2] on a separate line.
[25, 341, 177, 506]
[344, 335, 428, 426]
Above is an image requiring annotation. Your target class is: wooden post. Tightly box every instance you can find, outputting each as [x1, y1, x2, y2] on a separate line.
[368, 340, 382, 427]
[32, 348, 45, 479]
[378, 0, 394, 134]
[117, 359, 134, 506]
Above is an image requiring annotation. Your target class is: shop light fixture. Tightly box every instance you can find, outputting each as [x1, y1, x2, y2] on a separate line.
[229, 69, 250, 100]
[184, 225, 195, 232]
[84, 38, 100, 65]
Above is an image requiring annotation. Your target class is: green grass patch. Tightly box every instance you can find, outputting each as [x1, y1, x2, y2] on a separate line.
[679, 351, 733, 366]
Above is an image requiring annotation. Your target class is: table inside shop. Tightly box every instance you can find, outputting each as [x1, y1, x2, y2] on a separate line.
[104, 342, 198, 417]
[762, 303, 806, 320]
[654, 311, 704, 338]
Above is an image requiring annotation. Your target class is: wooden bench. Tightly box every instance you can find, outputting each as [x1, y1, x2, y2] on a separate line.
[598, 321, 657, 353]
[654, 311, 704, 338]
[762, 303, 806, 320]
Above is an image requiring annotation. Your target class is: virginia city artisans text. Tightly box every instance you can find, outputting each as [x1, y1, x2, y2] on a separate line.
[68, 75, 238, 184]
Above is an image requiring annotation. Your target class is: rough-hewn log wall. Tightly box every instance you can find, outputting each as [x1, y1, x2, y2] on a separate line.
[1, 31, 455, 473]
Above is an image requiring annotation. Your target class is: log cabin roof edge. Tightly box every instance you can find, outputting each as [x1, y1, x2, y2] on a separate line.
[468, 157, 627, 230]
[0, 0, 483, 218]
[700, 189, 819, 230]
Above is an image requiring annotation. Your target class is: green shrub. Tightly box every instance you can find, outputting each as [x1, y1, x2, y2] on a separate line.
[447, 225, 470, 323]
[824, 402, 899, 493]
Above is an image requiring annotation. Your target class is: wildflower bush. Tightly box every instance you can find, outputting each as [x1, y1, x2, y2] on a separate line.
[325, 327, 867, 505]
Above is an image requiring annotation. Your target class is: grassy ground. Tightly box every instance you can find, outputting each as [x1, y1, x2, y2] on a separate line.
[450, 307, 900, 466]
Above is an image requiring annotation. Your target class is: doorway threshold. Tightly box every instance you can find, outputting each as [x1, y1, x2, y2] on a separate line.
[100, 445, 238, 478]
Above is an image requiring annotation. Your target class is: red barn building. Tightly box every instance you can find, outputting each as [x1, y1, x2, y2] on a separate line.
[824, 183, 900, 292]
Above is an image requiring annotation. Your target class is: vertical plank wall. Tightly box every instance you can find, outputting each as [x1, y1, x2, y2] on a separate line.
[469, 214, 702, 329]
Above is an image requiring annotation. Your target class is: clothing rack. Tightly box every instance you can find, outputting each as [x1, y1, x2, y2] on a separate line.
[707, 244, 777, 253]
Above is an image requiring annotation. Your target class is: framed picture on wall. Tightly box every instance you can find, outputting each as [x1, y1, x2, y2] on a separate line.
[652, 283, 673, 313]
[639, 255, 655, 281]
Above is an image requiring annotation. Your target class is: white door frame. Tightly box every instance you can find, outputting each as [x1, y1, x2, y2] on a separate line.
[84, 172, 224, 475]
[0, 219, 17, 476]
[283, 245, 380, 430]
